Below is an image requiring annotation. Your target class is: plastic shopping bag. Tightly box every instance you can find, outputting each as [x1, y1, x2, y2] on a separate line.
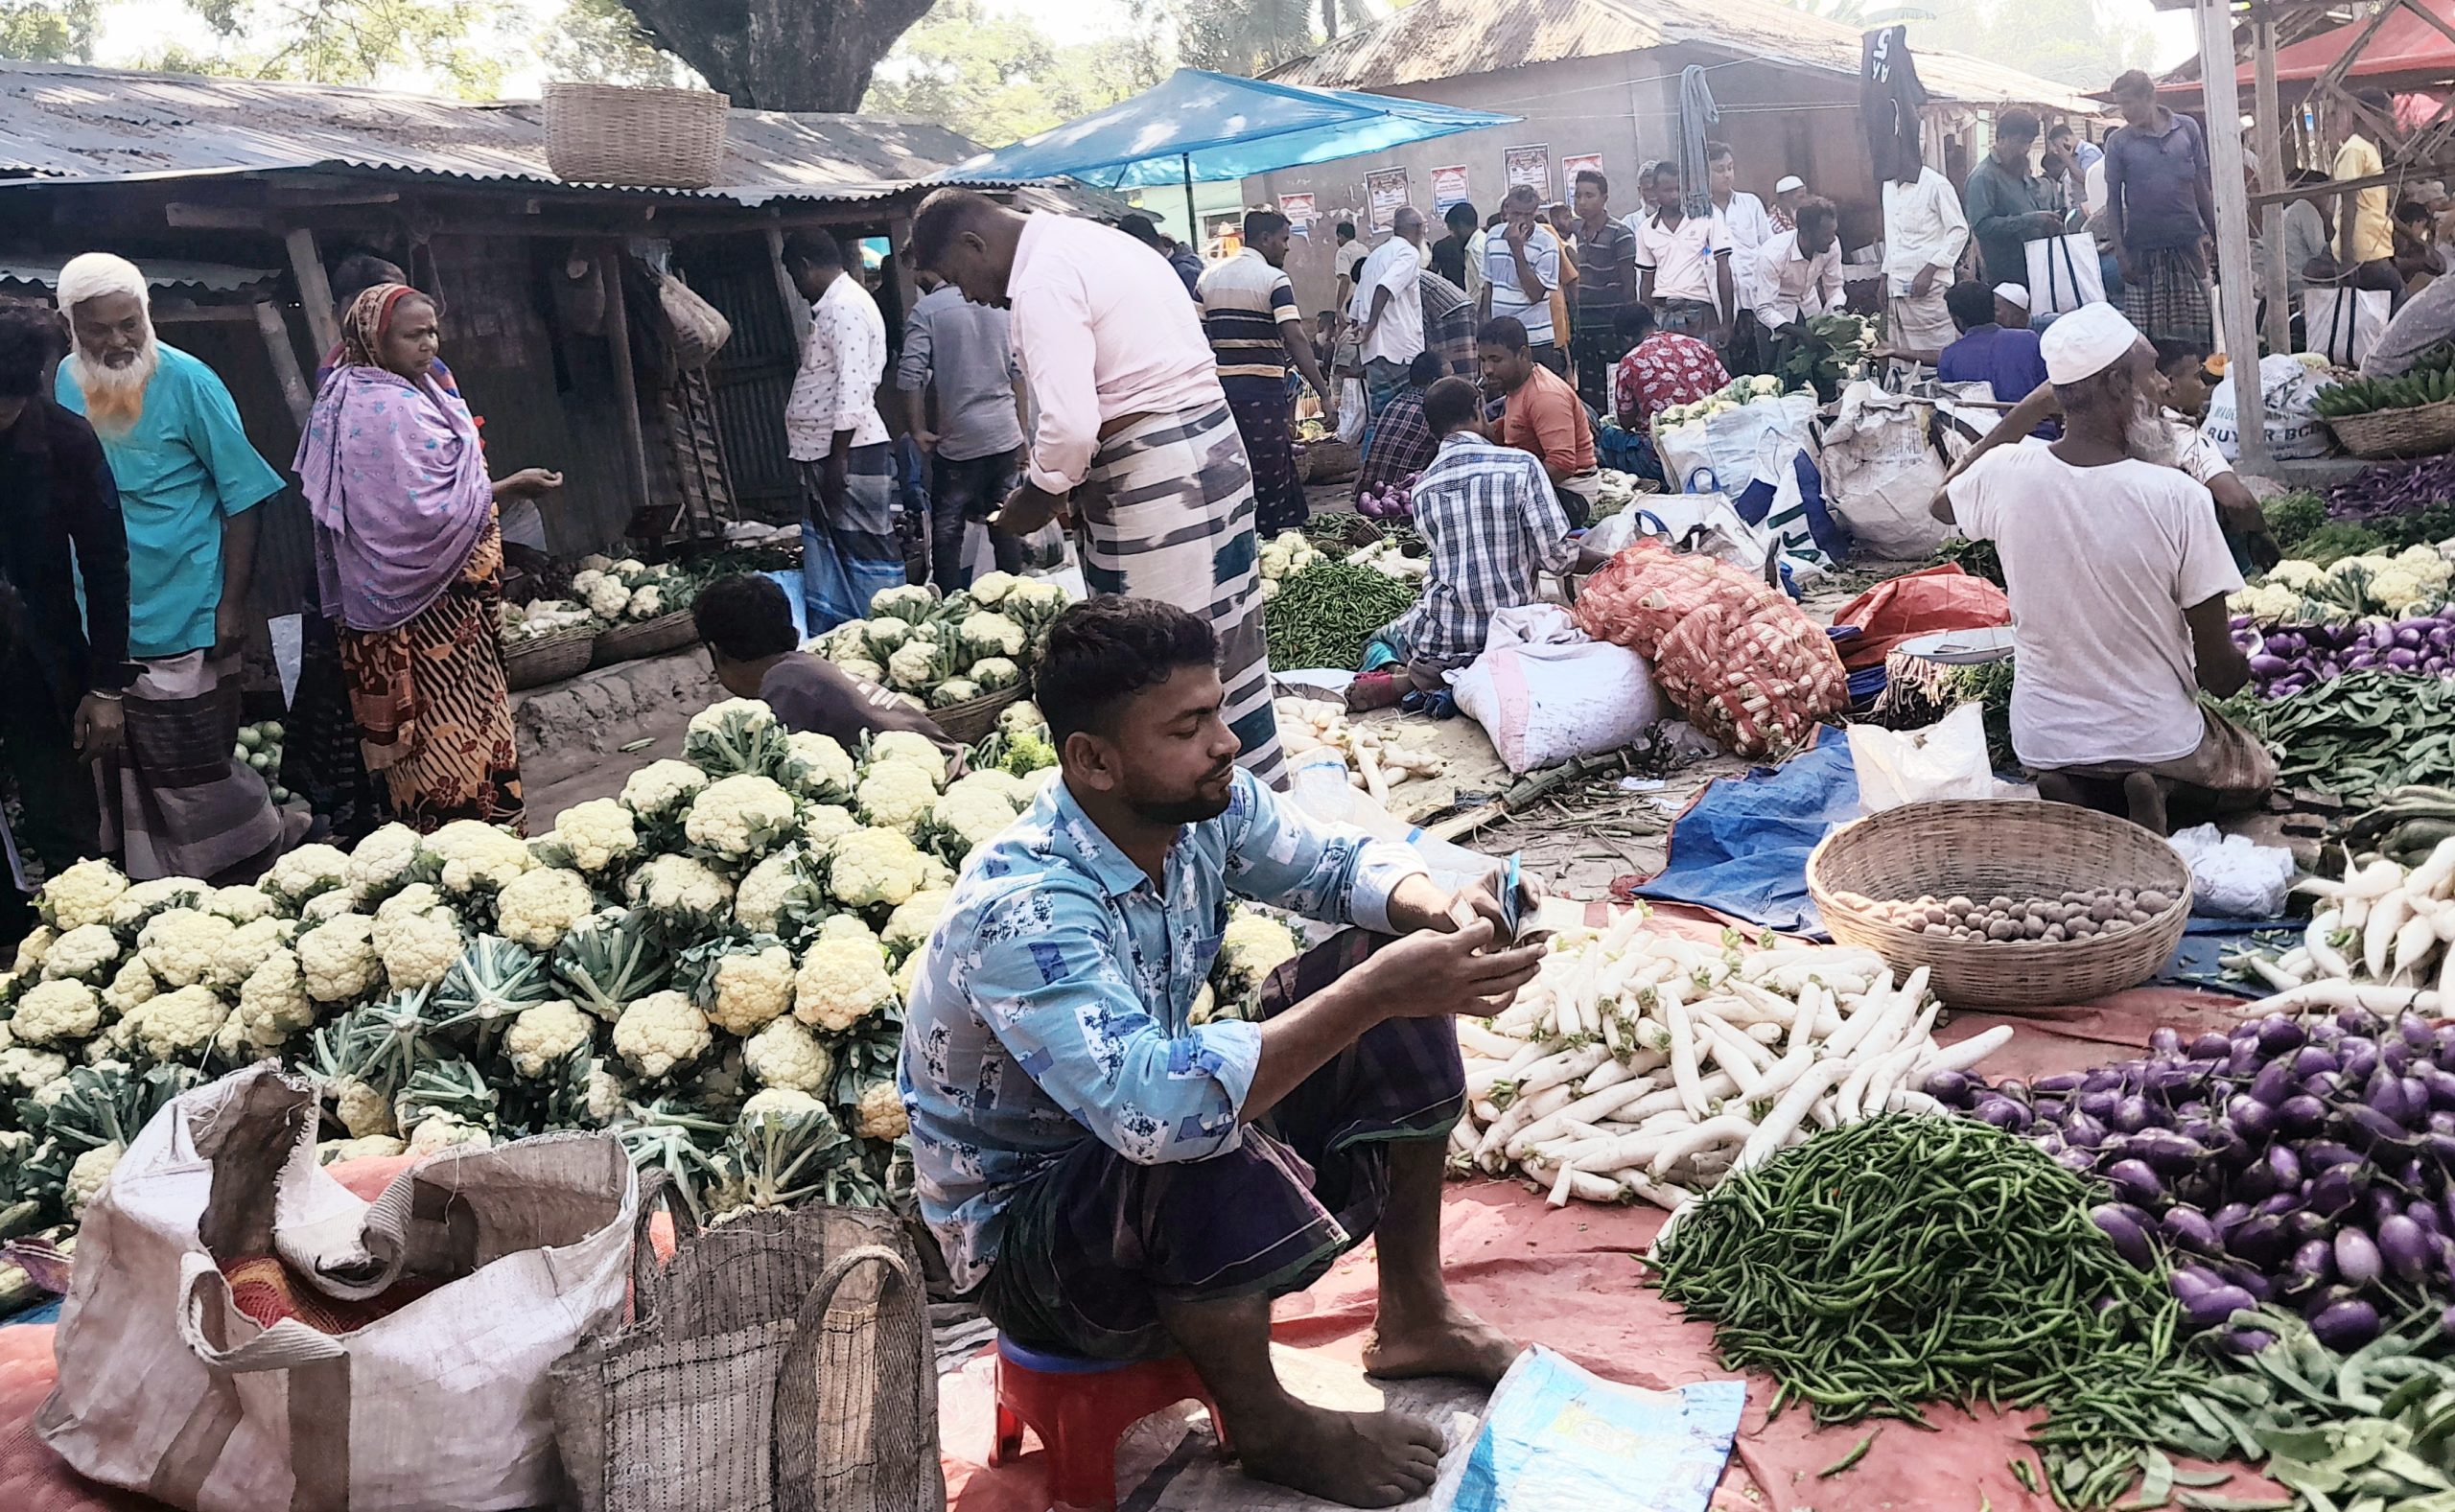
[1335, 378, 1368, 446]
[2025, 233, 2107, 318]
[1850, 703, 2000, 810]
[2303, 287, 2393, 368]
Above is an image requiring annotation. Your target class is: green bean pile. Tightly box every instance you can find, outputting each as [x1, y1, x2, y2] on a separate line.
[1651, 1116, 2213, 1507]
[1261, 561, 1420, 673]
[2216, 671, 2455, 802]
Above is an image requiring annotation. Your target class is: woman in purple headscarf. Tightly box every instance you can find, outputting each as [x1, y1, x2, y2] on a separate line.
[294, 284, 560, 833]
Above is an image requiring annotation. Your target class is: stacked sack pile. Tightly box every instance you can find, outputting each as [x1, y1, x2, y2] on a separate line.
[0, 695, 1060, 1234]
[1573, 539, 1849, 757]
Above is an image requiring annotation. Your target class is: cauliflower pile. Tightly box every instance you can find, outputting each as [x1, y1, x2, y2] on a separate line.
[567, 557, 692, 625]
[0, 678, 1016, 1231]
[1258, 530, 1323, 586]
[804, 579, 1068, 709]
[2231, 546, 2455, 624]
[1656, 372, 1792, 430]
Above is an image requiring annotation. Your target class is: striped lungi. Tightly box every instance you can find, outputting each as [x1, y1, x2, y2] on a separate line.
[2121, 245, 2213, 347]
[798, 441, 906, 635]
[1073, 402, 1285, 786]
[98, 651, 293, 883]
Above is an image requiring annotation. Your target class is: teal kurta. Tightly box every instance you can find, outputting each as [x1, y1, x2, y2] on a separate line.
[57, 343, 283, 659]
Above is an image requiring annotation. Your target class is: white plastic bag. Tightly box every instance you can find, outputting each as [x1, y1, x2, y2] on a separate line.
[1448, 605, 1665, 774]
[37, 1064, 637, 1512]
[2303, 287, 2394, 368]
[1335, 377, 1368, 446]
[2025, 234, 2107, 318]
[1813, 381, 1951, 559]
[1850, 703, 1999, 811]
[2201, 353, 2332, 462]
[2169, 823, 2294, 918]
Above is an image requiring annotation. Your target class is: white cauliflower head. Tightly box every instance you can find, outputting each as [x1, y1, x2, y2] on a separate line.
[203, 885, 277, 925]
[127, 984, 229, 1060]
[12, 979, 104, 1046]
[263, 846, 351, 910]
[620, 759, 711, 824]
[346, 823, 430, 900]
[958, 612, 1026, 661]
[855, 761, 940, 834]
[870, 731, 948, 787]
[297, 913, 382, 1004]
[371, 885, 464, 990]
[138, 908, 238, 989]
[0, 1045, 68, 1092]
[629, 853, 735, 918]
[586, 577, 633, 618]
[793, 937, 896, 1033]
[853, 1081, 909, 1141]
[827, 827, 930, 910]
[881, 889, 954, 959]
[234, 948, 315, 1049]
[101, 955, 158, 1018]
[209, 916, 291, 991]
[39, 858, 129, 931]
[778, 731, 857, 802]
[41, 922, 125, 984]
[742, 1015, 835, 1092]
[67, 1140, 124, 1213]
[684, 773, 800, 860]
[884, 639, 941, 692]
[740, 1086, 826, 1120]
[537, 799, 640, 874]
[699, 943, 798, 1036]
[426, 821, 533, 896]
[503, 999, 596, 1078]
[613, 990, 713, 1082]
[930, 782, 1020, 855]
[802, 803, 860, 848]
[494, 867, 598, 953]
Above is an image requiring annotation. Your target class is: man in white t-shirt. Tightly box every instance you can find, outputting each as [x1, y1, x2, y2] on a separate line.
[1633, 163, 1733, 347]
[1350, 206, 1429, 425]
[1932, 303, 2272, 834]
[1331, 221, 1368, 315]
[1708, 141, 1776, 370]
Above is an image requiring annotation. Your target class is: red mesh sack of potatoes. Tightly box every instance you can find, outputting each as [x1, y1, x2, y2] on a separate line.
[1573, 539, 1848, 757]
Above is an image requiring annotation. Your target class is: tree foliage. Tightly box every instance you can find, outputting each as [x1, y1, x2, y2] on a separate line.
[862, 0, 1165, 146]
[1903, 0, 2152, 90]
[0, 0, 99, 61]
[536, 0, 695, 88]
[1156, 0, 1367, 77]
[134, 1, 513, 95]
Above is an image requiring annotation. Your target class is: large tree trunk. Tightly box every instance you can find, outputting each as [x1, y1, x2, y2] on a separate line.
[620, 0, 936, 111]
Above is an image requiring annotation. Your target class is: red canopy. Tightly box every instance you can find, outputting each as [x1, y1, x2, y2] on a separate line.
[2163, 0, 2455, 96]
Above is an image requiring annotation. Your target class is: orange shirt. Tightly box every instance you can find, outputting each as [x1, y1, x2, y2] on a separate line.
[1500, 363, 1595, 475]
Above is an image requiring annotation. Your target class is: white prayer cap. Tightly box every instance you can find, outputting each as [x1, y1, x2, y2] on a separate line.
[1993, 282, 2031, 312]
[1774, 175, 1806, 194]
[55, 253, 150, 313]
[2041, 301, 2141, 385]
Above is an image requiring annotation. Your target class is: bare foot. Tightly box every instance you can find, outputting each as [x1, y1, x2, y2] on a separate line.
[2122, 771, 2170, 835]
[1362, 1300, 1520, 1384]
[1233, 1400, 1446, 1508]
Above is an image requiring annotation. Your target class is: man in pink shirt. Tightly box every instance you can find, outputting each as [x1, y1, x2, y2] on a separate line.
[907, 189, 1283, 784]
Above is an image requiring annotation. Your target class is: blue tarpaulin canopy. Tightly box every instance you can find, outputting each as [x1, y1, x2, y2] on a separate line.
[939, 68, 1518, 227]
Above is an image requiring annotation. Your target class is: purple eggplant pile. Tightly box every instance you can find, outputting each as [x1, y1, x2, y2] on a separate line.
[1927, 1009, 2455, 1353]
[2231, 607, 2455, 698]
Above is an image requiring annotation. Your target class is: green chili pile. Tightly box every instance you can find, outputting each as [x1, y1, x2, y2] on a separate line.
[1261, 561, 1420, 673]
[1650, 1115, 2215, 1508]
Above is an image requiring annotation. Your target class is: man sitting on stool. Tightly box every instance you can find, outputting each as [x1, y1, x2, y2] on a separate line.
[901, 596, 1539, 1507]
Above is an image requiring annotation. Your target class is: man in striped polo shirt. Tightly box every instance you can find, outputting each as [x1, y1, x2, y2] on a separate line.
[1197, 210, 1338, 534]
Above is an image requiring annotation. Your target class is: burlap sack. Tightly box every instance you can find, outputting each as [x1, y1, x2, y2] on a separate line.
[550, 1174, 944, 1512]
[35, 1063, 636, 1511]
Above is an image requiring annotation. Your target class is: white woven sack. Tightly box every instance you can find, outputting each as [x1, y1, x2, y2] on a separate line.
[1449, 605, 1665, 774]
[35, 1063, 636, 1512]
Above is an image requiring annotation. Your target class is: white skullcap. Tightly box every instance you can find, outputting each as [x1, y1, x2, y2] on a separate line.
[55, 252, 149, 314]
[2041, 301, 2140, 385]
[1774, 175, 1806, 194]
[1993, 282, 2031, 311]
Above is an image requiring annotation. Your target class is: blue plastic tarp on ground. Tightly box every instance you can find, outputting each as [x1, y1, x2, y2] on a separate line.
[1626, 729, 1859, 937]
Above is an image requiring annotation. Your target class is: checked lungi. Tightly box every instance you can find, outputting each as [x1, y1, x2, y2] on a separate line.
[99, 651, 292, 883]
[2121, 245, 2213, 347]
[1073, 403, 1285, 786]
[977, 930, 1463, 1360]
[1222, 372, 1306, 536]
[798, 441, 906, 635]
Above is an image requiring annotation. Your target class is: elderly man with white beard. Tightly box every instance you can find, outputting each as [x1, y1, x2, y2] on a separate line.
[1929, 303, 2275, 835]
[52, 252, 297, 883]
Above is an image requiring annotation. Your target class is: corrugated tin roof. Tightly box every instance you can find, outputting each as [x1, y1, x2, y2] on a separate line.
[1266, 0, 2104, 117]
[0, 256, 278, 292]
[0, 58, 1017, 204]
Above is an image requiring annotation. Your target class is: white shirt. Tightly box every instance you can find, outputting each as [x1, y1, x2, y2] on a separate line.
[1464, 227, 1488, 303]
[1716, 190, 1777, 315]
[1007, 214, 1224, 494]
[1350, 237, 1427, 364]
[1947, 447, 2242, 771]
[785, 274, 889, 462]
[1881, 169, 1972, 295]
[1753, 229, 1843, 327]
[1633, 209, 1727, 305]
[1333, 239, 1369, 291]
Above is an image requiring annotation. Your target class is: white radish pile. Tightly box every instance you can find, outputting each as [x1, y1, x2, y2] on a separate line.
[1453, 905, 2012, 1213]
[1274, 697, 1448, 805]
[2233, 840, 2455, 1008]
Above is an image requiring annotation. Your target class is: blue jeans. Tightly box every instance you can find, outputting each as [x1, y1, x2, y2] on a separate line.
[927, 448, 1024, 592]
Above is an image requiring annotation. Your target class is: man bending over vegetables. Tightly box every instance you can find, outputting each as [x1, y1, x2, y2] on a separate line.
[900, 595, 1541, 1507]
[1930, 303, 2274, 834]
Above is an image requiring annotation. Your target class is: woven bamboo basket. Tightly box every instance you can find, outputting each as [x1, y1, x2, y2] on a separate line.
[2326, 396, 2455, 460]
[928, 684, 1026, 745]
[1805, 800, 2192, 1010]
[1304, 439, 1361, 484]
[591, 610, 699, 667]
[543, 82, 729, 189]
[503, 629, 596, 691]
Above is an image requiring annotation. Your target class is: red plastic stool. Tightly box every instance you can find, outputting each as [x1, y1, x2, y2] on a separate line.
[990, 1335, 1229, 1510]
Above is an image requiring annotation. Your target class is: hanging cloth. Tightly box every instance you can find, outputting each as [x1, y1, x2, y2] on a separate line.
[1678, 66, 1719, 219]
[1861, 26, 1929, 185]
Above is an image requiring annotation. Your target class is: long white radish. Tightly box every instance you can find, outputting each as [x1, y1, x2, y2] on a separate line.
[1736, 1058, 1853, 1171]
[1917, 1024, 2016, 1077]
[1507, 1076, 1664, 1158]
[1666, 995, 1709, 1117]
[1647, 1115, 1759, 1178]
[2306, 909, 2351, 979]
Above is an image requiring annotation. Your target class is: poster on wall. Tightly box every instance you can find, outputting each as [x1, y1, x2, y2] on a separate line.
[1504, 144, 1552, 198]
[1431, 164, 1470, 211]
[1561, 151, 1603, 186]
[1365, 167, 1412, 231]
[1280, 191, 1317, 236]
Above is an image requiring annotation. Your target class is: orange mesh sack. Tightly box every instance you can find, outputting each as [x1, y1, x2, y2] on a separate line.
[1572, 539, 1849, 757]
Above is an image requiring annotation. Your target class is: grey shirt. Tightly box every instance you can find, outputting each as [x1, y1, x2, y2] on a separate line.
[896, 285, 1023, 464]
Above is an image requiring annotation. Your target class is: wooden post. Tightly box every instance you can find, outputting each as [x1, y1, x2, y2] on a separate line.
[253, 301, 314, 427]
[282, 226, 340, 358]
[597, 243, 654, 523]
[2256, 17, 2292, 356]
[767, 226, 811, 349]
[2200, 0, 2268, 472]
